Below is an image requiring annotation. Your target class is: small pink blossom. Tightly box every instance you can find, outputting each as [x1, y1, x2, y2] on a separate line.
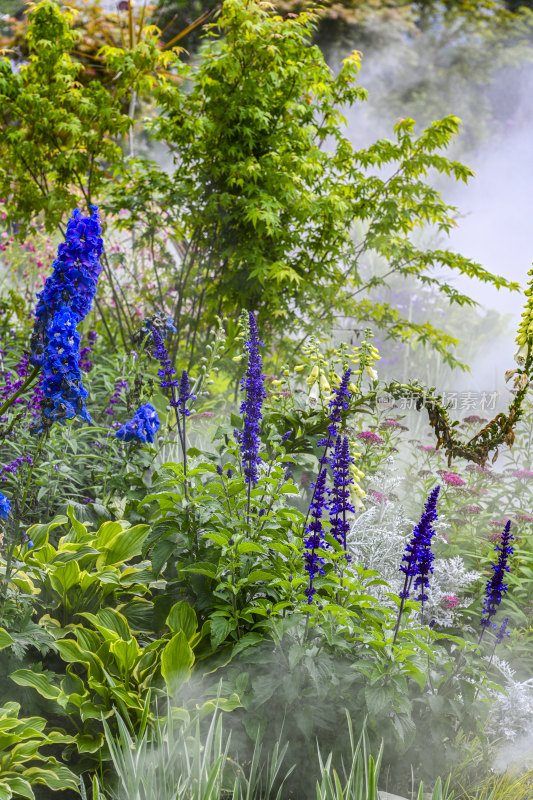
[516, 513, 533, 522]
[369, 489, 387, 504]
[513, 470, 533, 479]
[419, 445, 436, 452]
[195, 411, 216, 419]
[443, 595, 459, 610]
[459, 505, 482, 514]
[443, 472, 466, 487]
[379, 419, 408, 431]
[357, 431, 384, 445]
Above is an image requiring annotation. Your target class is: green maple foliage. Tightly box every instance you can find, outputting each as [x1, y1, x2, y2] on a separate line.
[0, 0, 520, 367]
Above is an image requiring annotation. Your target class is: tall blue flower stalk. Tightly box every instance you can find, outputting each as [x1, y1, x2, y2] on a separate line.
[328, 435, 355, 554]
[238, 312, 266, 520]
[392, 485, 440, 646]
[36, 308, 92, 433]
[28, 207, 103, 433]
[304, 468, 328, 605]
[479, 520, 514, 644]
[304, 369, 351, 529]
[30, 206, 103, 366]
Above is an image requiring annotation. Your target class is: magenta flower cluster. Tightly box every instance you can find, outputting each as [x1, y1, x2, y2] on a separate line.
[356, 430, 384, 445]
[442, 472, 466, 486]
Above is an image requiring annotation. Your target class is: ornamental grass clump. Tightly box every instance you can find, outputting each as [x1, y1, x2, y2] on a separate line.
[479, 520, 514, 644]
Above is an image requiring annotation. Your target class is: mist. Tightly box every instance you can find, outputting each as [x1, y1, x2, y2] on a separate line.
[331, 26, 533, 401]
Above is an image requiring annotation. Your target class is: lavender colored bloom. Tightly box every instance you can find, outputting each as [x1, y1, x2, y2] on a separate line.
[495, 616, 510, 645]
[239, 312, 266, 486]
[480, 520, 513, 639]
[0, 455, 32, 482]
[35, 308, 92, 432]
[115, 402, 161, 444]
[79, 330, 97, 373]
[0, 492, 10, 519]
[304, 468, 328, 604]
[281, 429, 293, 442]
[328, 435, 355, 550]
[30, 207, 103, 366]
[0, 354, 33, 415]
[105, 379, 128, 416]
[178, 370, 196, 417]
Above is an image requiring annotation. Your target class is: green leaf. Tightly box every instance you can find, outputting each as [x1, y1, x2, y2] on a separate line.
[0, 628, 15, 651]
[166, 601, 197, 641]
[10, 671, 60, 701]
[161, 631, 195, 692]
[99, 524, 150, 566]
[210, 616, 233, 649]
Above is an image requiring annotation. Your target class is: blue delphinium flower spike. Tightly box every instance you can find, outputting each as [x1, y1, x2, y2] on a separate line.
[0, 492, 11, 519]
[30, 207, 103, 366]
[115, 403, 161, 444]
[479, 520, 513, 643]
[239, 312, 266, 486]
[304, 468, 328, 604]
[36, 308, 92, 432]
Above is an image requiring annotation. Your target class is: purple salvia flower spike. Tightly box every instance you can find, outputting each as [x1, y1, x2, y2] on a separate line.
[239, 312, 266, 487]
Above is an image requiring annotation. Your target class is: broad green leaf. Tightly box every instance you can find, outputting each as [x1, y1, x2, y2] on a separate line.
[0, 629, 15, 651]
[9, 671, 60, 701]
[166, 601, 197, 640]
[161, 631, 194, 691]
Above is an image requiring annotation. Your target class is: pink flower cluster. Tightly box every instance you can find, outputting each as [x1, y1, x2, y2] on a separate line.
[513, 470, 533, 479]
[443, 595, 459, 610]
[379, 419, 408, 431]
[357, 431, 384, 445]
[459, 505, 482, 515]
[369, 489, 387, 504]
[443, 472, 466, 487]
[418, 445, 436, 452]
